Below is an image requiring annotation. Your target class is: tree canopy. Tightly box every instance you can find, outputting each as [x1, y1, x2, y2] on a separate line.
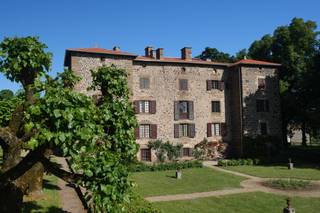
[0, 37, 138, 212]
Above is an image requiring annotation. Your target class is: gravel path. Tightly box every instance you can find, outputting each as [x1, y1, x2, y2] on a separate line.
[145, 161, 320, 202]
[55, 157, 87, 213]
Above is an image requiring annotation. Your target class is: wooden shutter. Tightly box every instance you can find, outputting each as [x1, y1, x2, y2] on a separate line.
[150, 101, 156, 114]
[207, 123, 212, 137]
[150, 124, 157, 139]
[219, 81, 225, 91]
[134, 101, 140, 114]
[221, 123, 227, 136]
[188, 124, 195, 138]
[206, 80, 212, 90]
[188, 101, 194, 120]
[174, 124, 180, 138]
[265, 100, 269, 112]
[174, 101, 179, 120]
[135, 127, 140, 139]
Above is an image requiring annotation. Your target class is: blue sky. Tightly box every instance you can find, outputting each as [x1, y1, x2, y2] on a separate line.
[0, 0, 319, 92]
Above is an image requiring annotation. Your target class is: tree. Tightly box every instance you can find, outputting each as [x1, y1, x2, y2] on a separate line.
[0, 37, 138, 212]
[197, 47, 236, 63]
[247, 18, 320, 145]
[0, 89, 14, 100]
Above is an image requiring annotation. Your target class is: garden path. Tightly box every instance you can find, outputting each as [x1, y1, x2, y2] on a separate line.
[55, 157, 87, 213]
[145, 161, 320, 202]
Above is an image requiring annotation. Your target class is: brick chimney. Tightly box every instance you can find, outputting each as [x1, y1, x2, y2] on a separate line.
[181, 47, 192, 60]
[156, 48, 164, 60]
[145, 46, 154, 57]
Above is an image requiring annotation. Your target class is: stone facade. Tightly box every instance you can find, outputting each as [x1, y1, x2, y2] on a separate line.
[64, 47, 282, 161]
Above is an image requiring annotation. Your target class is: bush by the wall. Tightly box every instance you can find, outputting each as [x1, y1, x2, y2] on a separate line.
[129, 160, 203, 172]
[218, 158, 260, 167]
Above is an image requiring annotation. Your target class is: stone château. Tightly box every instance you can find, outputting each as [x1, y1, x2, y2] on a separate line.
[64, 46, 282, 161]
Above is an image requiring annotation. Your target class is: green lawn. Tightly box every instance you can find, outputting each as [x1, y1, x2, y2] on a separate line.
[131, 167, 246, 197]
[154, 192, 320, 213]
[23, 175, 62, 213]
[225, 165, 320, 180]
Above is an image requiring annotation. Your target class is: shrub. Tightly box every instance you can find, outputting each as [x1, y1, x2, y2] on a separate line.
[148, 140, 182, 162]
[217, 158, 260, 167]
[265, 179, 311, 190]
[129, 160, 203, 172]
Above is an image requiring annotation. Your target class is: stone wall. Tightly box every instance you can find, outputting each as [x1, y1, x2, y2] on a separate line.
[241, 66, 282, 138]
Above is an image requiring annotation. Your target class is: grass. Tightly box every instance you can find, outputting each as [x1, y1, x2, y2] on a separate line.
[131, 167, 246, 197]
[265, 179, 311, 190]
[225, 165, 320, 180]
[154, 192, 320, 213]
[22, 175, 62, 213]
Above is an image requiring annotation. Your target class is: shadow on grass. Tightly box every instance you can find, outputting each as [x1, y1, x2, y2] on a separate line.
[165, 175, 177, 179]
[43, 179, 61, 190]
[23, 201, 70, 213]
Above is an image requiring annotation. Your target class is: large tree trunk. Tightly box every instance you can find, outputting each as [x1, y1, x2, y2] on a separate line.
[302, 121, 307, 146]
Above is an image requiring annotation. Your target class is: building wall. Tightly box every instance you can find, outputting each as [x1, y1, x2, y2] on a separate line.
[241, 66, 282, 138]
[68, 51, 282, 161]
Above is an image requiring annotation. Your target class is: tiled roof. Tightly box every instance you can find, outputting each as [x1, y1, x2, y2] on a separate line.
[134, 56, 230, 66]
[65, 47, 281, 67]
[231, 59, 281, 67]
[66, 48, 137, 56]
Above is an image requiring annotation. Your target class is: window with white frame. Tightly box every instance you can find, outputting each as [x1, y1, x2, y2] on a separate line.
[139, 124, 150, 138]
[179, 124, 189, 137]
[211, 123, 221, 136]
[139, 101, 150, 113]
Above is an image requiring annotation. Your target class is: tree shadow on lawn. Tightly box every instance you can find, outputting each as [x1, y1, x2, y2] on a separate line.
[257, 162, 320, 170]
[23, 202, 69, 213]
[165, 174, 177, 179]
[43, 179, 61, 190]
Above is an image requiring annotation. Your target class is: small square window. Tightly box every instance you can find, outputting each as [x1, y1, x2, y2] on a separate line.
[256, 99, 269, 112]
[139, 101, 150, 113]
[140, 77, 150, 89]
[212, 80, 220, 90]
[179, 124, 189, 137]
[179, 79, 188, 90]
[183, 148, 192, 157]
[212, 101, 221, 112]
[141, 148, 151, 161]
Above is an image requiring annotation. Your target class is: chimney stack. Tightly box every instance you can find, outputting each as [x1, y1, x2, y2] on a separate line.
[113, 46, 120, 51]
[181, 47, 192, 60]
[156, 48, 164, 60]
[145, 46, 154, 58]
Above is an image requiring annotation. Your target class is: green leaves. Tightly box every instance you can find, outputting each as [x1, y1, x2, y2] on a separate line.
[0, 36, 52, 86]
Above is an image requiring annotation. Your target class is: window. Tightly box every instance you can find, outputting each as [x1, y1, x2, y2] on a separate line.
[141, 148, 151, 161]
[140, 77, 150, 89]
[139, 101, 150, 113]
[139, 124, 150, 138]
[258, 78, 266, 90]
[179, 124, 189, 137]
[212, 101, 221, 112]
[260, 122, 268, 135]
[207, 80, 224, 90]
[174, 123, 195, 138]
[212, 123, 221, 136]
[175, 101, 194, 120]
[256, 99, 269, 112]
[134, 100, 156, 114]
[179, 79, 188, 90]
[183, 148, 192, 157]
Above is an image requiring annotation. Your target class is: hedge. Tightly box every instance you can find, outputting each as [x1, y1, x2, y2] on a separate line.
[129, 160, 203, 172]
[217, 158, 260, 167]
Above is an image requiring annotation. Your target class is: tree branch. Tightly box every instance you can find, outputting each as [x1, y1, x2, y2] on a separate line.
[0, 144, 47, 182]
[40, 157, 83, 184]
[0, 127, 21, 148]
